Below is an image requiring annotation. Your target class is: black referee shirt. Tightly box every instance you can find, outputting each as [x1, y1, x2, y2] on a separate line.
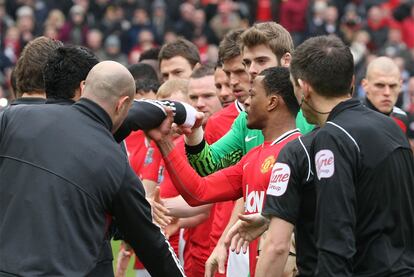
[311, 99, 414, 276]
[263, 129, 318, 277]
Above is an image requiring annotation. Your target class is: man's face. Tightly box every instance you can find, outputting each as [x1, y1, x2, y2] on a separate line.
[222, 55, 250, 104]
[362, 69, 401, 114]
[243, 44, 279, 79]
[214, 67, 235, 107]
[245, 76, 268, 130]
[160, 56, 193, 82]
[188, 75, 222, 125]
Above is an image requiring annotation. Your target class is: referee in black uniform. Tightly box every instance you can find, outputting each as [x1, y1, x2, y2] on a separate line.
[289, 36, 414, 276]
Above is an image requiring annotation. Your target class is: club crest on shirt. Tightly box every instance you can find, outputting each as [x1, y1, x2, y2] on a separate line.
[260, 155, 275, 174]
[267, 162, 290, 196]
[315, 149, 335, 180]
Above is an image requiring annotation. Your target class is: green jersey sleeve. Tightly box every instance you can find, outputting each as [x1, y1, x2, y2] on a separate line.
[186, 112, 263, 176]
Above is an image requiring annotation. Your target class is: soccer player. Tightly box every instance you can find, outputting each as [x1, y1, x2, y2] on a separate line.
[159, 38, 200, 82]
[147, 67, 301, 277]
[11, 36, 62, 105]
[184, 23, 304, 276]
[361, 56, 408, 133]
[214, 64, 235, 108]
[43, 45, 99, 104]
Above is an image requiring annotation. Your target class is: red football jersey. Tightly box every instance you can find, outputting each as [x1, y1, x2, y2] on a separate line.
[125, 130, 152, 179]
[164, 129, 301, 277]
[204, 101, 242, 143]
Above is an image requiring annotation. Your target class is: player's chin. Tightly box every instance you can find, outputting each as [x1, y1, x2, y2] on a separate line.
[246, 119, 257, 129]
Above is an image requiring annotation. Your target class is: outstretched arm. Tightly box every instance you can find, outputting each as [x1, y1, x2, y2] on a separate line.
[147, 113, 244, 206]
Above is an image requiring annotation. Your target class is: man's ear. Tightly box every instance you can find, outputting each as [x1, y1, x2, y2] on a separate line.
[298, 79, 311, 100]
[361, 78, 369, 96]
[267, 94, 279, 111]
[280, 53, 292, 67]
[192, 62, 201, 72]
[79, 81, 86, 95]
[116, 95, 131, 114]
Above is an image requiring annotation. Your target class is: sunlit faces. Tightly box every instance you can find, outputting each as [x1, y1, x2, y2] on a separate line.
[160, 56, 194, 82]
[242, 44, 279, 79]
[362, 68, 401, 114]
[222, 55, 250, 104]
[245, 76, 269, 130]
[214, 67, 235, 107]
[188, 75, 222, 125]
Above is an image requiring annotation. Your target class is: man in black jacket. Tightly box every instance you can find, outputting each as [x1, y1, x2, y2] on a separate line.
[290, 36, 414, 276]
[0, 61, 185, 277]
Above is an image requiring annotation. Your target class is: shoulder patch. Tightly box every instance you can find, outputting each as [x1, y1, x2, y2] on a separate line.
[267, 162, 290, 196]
[315, 149, 334, 180]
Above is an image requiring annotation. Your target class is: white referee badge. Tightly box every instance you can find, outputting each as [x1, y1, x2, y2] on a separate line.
[267, 162, 290, 196]
[315, 149, 335, 180]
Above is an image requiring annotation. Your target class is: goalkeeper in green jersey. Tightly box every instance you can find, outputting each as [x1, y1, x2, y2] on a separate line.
[185, 23, 314, 177]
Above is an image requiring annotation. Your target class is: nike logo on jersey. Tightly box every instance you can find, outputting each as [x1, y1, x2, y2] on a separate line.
[245, 135, 257, 142]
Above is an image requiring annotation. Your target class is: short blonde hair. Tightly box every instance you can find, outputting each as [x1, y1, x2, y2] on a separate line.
[157, 79, 189, 100]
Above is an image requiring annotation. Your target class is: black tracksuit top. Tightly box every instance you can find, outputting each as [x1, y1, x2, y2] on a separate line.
[0, 99, 185, 277]
[312, 99, 414, 276]
[264, 99, 414, 277]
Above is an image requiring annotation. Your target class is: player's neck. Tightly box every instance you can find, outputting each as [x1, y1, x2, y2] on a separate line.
[262, 114, 296, 142]
[20, 92, 46, 98]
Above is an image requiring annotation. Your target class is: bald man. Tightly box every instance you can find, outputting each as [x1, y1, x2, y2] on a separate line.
[362, 56, 408, 133]
[0, 61, 185, 277]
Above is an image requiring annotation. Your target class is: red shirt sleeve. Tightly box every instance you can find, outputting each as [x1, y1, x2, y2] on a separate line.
[164, 147, 244, 206]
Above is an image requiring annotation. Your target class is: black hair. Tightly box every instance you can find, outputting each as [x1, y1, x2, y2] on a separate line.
[138, 47, 161, 62]
[127, 63, 160, 93]
[136, 78, 160, 93]
[127, 63, 158, 82]
[290, 35, 354, 97]
[260, 67, 299, 117]
[44, 45, 99, 100]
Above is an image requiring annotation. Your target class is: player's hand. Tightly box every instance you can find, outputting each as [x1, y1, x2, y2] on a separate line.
[115, 242, 133, 277]
[146, 108, 174, 142]
[149, 188, 172, 228]
[164, 217, 180, 239]
[205, 242, 228, 277]
[225, 213, 269, 254]
[176, 112, 204, 135]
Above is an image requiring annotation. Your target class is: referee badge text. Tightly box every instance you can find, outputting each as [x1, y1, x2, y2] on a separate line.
[267, 162, 290, 196]
[315, 149, 335, 180]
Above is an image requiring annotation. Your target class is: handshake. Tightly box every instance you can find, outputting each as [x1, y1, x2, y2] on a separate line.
[114, 99, 203, 143]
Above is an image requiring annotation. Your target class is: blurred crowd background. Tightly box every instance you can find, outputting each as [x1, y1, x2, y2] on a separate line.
[0, 0, 414, 112]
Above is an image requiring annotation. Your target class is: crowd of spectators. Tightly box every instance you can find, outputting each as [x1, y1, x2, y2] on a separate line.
[0, 0, 413, 112]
